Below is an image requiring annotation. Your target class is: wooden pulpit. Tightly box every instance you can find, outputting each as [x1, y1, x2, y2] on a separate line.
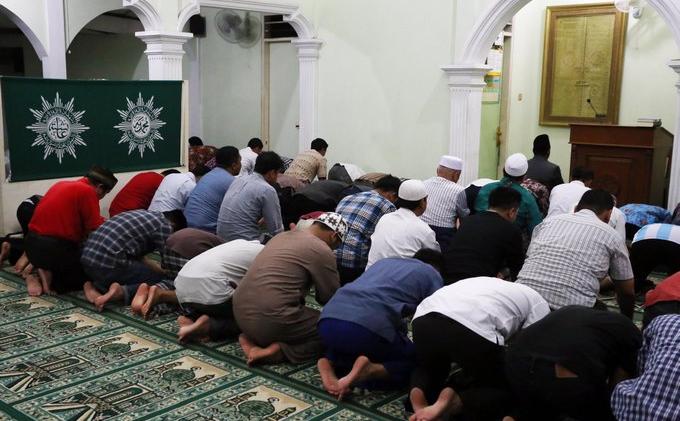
[569, 124, 674, 206]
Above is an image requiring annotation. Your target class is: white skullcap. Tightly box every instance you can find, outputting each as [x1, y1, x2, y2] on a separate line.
[398, 179, 428, 201]
[504, 153, 529, 177]
[439, 155, 463, 171]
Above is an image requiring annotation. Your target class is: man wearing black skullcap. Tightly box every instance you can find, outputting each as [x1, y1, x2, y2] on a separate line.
[526, 134, 564, 191]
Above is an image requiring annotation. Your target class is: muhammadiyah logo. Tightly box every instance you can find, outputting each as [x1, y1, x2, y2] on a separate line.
[26, 93, 90, 164]
[115, 93, 166, 157]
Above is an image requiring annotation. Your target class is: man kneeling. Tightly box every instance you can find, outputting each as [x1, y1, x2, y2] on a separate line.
[317, 250, 444, 399]
[409, 277, 550, 421]
[233, 212, 346, 365]
[80, 209, 186, 310]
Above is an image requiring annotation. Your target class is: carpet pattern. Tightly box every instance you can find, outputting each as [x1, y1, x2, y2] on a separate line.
[0, 267, 408, 421]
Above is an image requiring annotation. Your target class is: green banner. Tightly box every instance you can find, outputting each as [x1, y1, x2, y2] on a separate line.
[1, 77, 182, 182]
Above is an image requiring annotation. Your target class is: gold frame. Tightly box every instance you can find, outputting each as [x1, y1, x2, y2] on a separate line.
[539, 4, 628, 126]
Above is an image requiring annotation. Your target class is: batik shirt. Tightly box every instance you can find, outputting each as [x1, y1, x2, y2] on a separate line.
[621, 204, 672, 228]
[335, 190, 395, 270]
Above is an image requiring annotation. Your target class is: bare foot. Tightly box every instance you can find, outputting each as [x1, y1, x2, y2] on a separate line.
[410, 387, 429, 413]
[21, 264, 33, 279]
[317, 358, 341, 397]
[130, 283, 149, 316]
[336, 356, 387, 399]
[502, 417, 516, 421]
[94, 282, 124, 312]
[83, 281, 102, 304]
[248, 343, 283, 366]
[178, 315, 193, 328]
[25, 274, 43, 296]
[412, 387, 462, 421]
[14, 253, 29, 274]
[239, 334, 255, 360]
[178, 314, 211, 343]
[0, 242, 9, 264]
[37, 269, 55, 295]
[140, 285, 160, 319]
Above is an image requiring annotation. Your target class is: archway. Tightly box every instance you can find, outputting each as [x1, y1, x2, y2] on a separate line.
[179, 1, 321, 152]
[0, 12, 42, 77]
[67, 9, 147, 80]
[449, 0, 680, 208]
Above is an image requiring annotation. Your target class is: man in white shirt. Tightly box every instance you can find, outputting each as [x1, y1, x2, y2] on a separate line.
[239, 138, 263, 176]
[135, 239, 265, 343]
[148, 166, 209, 213]
[421, 156, 465, 252]
[408, 277, 550, 421]
[367, 179, 440, 268]
[547, 166, 593, 218]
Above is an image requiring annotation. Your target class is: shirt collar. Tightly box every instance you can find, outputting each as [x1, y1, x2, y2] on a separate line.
[571, 180, 585, 187]
[187, 172, 196, 182]
[396, 207, 417, 217]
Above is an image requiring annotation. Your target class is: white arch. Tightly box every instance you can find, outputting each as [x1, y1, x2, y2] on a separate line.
[453, 0, 680, 207]
[121, 0, 162, 31]
[460, 0, 680, 65]
[177, 0, 317, 39]
[66, 0, 156, 47]
[0, 4, 47, 58]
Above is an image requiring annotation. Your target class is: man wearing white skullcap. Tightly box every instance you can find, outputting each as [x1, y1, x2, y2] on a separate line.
[367, 180, 440, 268]
[421, 156, 466, 253]
[474, 153, 543, 245]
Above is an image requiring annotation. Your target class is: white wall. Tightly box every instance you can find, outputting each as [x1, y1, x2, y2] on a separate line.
[505, 0, 679, 176]
[196, 7, 263, 149]
[67, 32, 148, 80]
[297, 0, 457, 180]
[268, 41, 300, 159]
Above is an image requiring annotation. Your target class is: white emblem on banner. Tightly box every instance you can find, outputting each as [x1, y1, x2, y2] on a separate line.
[114, 93, 166, 157]
[26, 93, 90, 163]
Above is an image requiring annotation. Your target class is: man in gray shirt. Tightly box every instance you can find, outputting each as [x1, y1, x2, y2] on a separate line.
[217, 152, 284, 242]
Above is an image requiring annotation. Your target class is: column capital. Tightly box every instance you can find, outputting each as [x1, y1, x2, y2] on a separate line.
[135, 31, 193, 80]
[136, 31, 193, 49]
[441, 64, 492, 88]
[292, 39, 324, 60]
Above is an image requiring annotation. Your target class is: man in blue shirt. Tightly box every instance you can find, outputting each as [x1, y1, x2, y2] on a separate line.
[316, 250, 444, 399]
[217, 152, 285, 242]
[184, 146, 241, 233]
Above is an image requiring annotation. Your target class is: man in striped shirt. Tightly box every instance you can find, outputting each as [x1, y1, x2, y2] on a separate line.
[421, 156, 466, 253]
[630, 223, 680, 293]
[517, 189, 635, 318]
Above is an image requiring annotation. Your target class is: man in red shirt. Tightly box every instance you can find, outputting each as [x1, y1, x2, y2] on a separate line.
[24, 166, 118, 296]
[108, 170, 177, 217]
[643, 271, 680, 328]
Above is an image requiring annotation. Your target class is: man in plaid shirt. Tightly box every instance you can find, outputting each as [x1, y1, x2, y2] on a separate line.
[334, 175, 401, 284]
[81, 209, 186, 311]
[612, 314, 680, 421]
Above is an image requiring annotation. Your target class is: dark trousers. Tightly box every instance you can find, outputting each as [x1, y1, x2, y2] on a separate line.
[337, 266, 364, 285]
[24, 232, 87, 293]
[84, 260, 166, 305]
[429, 225, 456, 254]
[631, 240, 680, 292]
[505, 352, 615, 421]
[318, 318, 415, 390]
[410, 313, 510, 420]
[180, 299, 239, 341]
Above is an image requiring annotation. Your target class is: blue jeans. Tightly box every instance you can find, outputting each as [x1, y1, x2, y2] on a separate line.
[85, 260, 167, 305]
[318, 318, 415, 390]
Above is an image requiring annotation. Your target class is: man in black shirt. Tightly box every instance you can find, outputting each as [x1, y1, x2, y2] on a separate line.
[444, 186, 524, 283]
[504, 306, 642, 421]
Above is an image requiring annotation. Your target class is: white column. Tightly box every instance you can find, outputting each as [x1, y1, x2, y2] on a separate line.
[292, 39, 323, 152]
[136, 31, 193, 80]
[42, 0, 67, 78]
[668, 59, 680, 209]
[441, 64, 491, 186]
